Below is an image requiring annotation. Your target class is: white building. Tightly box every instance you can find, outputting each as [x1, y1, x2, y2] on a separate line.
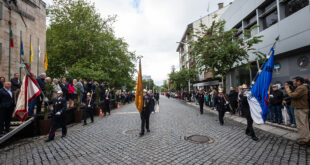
[176, 2, 231, 90]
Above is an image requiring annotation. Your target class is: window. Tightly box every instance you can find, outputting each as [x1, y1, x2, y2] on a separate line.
[282, 0, 309, 17]
[262, 10, 278, 29]
[244, 12, 258, 38]
[0, 2, 3, 20]
[259, 0, 278, 30]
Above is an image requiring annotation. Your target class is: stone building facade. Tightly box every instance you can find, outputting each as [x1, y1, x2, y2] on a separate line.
[0, 0, 46, 80]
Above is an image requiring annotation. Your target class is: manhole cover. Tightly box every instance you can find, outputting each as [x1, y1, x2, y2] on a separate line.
[123, 129, 140, 135]
[184, 135, 214, 144]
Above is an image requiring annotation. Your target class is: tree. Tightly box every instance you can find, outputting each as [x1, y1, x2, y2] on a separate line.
[47, 0, 136, 88]
[169, 68, 197, 91]
[143, 79, 155, 90]
[187, 19, 264, 87]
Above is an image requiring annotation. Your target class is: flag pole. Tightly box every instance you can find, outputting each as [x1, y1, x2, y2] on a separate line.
[251, 36, 279, 86]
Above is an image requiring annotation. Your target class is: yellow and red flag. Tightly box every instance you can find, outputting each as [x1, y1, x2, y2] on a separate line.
[44, 51, 48, 71]
[135, 59, 143, 113]
[30, 43, 34, 63]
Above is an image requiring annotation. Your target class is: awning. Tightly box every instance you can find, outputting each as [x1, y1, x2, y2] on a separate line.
[193, 80, 222, 87]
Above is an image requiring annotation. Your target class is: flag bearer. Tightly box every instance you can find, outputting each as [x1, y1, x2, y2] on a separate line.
[140, 89, 152, 136]
[240, 84, 258, 141]
[45, 91, 67, 142]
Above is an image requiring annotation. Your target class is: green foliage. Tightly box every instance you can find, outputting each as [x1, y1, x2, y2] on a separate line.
[187, 20, 264, 80]
[168, 68, 197, 91]
[143, 79, 155, 90]
[47, 0, 136, 87]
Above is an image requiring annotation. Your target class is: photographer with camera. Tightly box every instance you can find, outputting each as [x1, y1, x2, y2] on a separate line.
[286, 76, 310, 145]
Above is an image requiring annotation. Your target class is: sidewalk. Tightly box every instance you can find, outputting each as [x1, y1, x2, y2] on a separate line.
[183, 100, 299, 141]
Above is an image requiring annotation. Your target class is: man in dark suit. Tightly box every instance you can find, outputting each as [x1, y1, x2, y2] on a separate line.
[59, 77, 68, 100]
[11, 73, 21, 103]
[0, 82, 15, 134]
[36, 73, 46, 114]
[0, 77, 5, 89]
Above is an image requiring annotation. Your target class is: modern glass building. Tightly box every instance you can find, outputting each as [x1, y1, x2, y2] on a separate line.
[220, 0, 310, 89]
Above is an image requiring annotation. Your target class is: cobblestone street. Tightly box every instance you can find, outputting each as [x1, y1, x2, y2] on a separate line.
[1, 97, 310, 165]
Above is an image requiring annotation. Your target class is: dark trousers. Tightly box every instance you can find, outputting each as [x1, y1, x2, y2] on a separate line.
[36, 97, 43, 114]
[48, 116, 67, 140]
[218, 109, 225, 125]
[270, 105, 282, 123]
[230, 101, 238, 114]
[140, 111, 150, 133]
[83, 108, 94, 123]
[0, 108, 14, 133]
[103, 105, 110, 116]
[199, 102, 204, 114]
[246, 115, 256, 137]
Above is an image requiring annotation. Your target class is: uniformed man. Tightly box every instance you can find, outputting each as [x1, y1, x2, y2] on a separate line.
[214, 88, 228, 125]
[140, 89, 151, 136]
[240, 84, 259, 141]
[197, 89, 205, 114]
[83, 92, 94, 125]
[45, 91, 67, 142]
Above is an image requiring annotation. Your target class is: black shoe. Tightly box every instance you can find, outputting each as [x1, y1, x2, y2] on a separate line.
[147, 129, 150, 133]
[61, 134, 66, 138]
[220, 123, 224, 126]
[83, 123, 87, 126]
[139, 132, 144, 137]
[245, 131, 251, 136]
[252, 136, 259, 141]
[91, 121, 94, 123]
[45, 139, 53, 142]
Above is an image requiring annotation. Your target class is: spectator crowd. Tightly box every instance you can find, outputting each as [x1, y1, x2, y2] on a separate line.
[169, 76, 310, 145]
[0, 73, 136, 136]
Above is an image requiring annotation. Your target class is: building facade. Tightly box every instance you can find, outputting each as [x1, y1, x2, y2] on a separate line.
[0, 0, 46, 80]
[176, 3, 231, 90]
[220, 0, 310, 89]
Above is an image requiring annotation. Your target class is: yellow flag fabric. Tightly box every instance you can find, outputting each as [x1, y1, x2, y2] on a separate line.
[30, 43, 33, 63]
[135, 60, 143, 113]
[44, 51, 48, 71]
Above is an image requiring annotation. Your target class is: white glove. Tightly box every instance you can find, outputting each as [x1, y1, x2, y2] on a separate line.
[226, 101, 229, 105]
[44, 97, 49, 102]
[88, 105, 91, 108]
[56, 112, 61, 115]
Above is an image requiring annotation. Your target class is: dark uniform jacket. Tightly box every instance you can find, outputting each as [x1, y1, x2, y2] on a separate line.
[142, 95, 151, 114]
[197, 93, 205, 103]
[270, 90, 283, 106]
[214, 94, 226, 111]
[0, 88, 15, 110]
[10, 78, 21, 92]
[228, 90, 238, 103]
[239, 92, 250, 117]
[50, 97, 67, 117]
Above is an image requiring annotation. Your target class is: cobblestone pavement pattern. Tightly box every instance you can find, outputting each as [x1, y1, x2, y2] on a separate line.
[1, 97, 310, 165]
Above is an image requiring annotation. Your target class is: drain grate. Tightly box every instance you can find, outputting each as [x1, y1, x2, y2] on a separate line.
[123, 129, 140, 135]
[184, 135, 214, 144]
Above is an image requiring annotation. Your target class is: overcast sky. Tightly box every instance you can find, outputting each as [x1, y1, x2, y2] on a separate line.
[45, 0, 234, 86]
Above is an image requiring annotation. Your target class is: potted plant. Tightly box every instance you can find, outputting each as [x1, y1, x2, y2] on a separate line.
[74, 85, 83, 123]
[39, 82, 53, 135]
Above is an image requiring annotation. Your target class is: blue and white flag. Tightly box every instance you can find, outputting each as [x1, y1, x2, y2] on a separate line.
[247, 47, 274, 124]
